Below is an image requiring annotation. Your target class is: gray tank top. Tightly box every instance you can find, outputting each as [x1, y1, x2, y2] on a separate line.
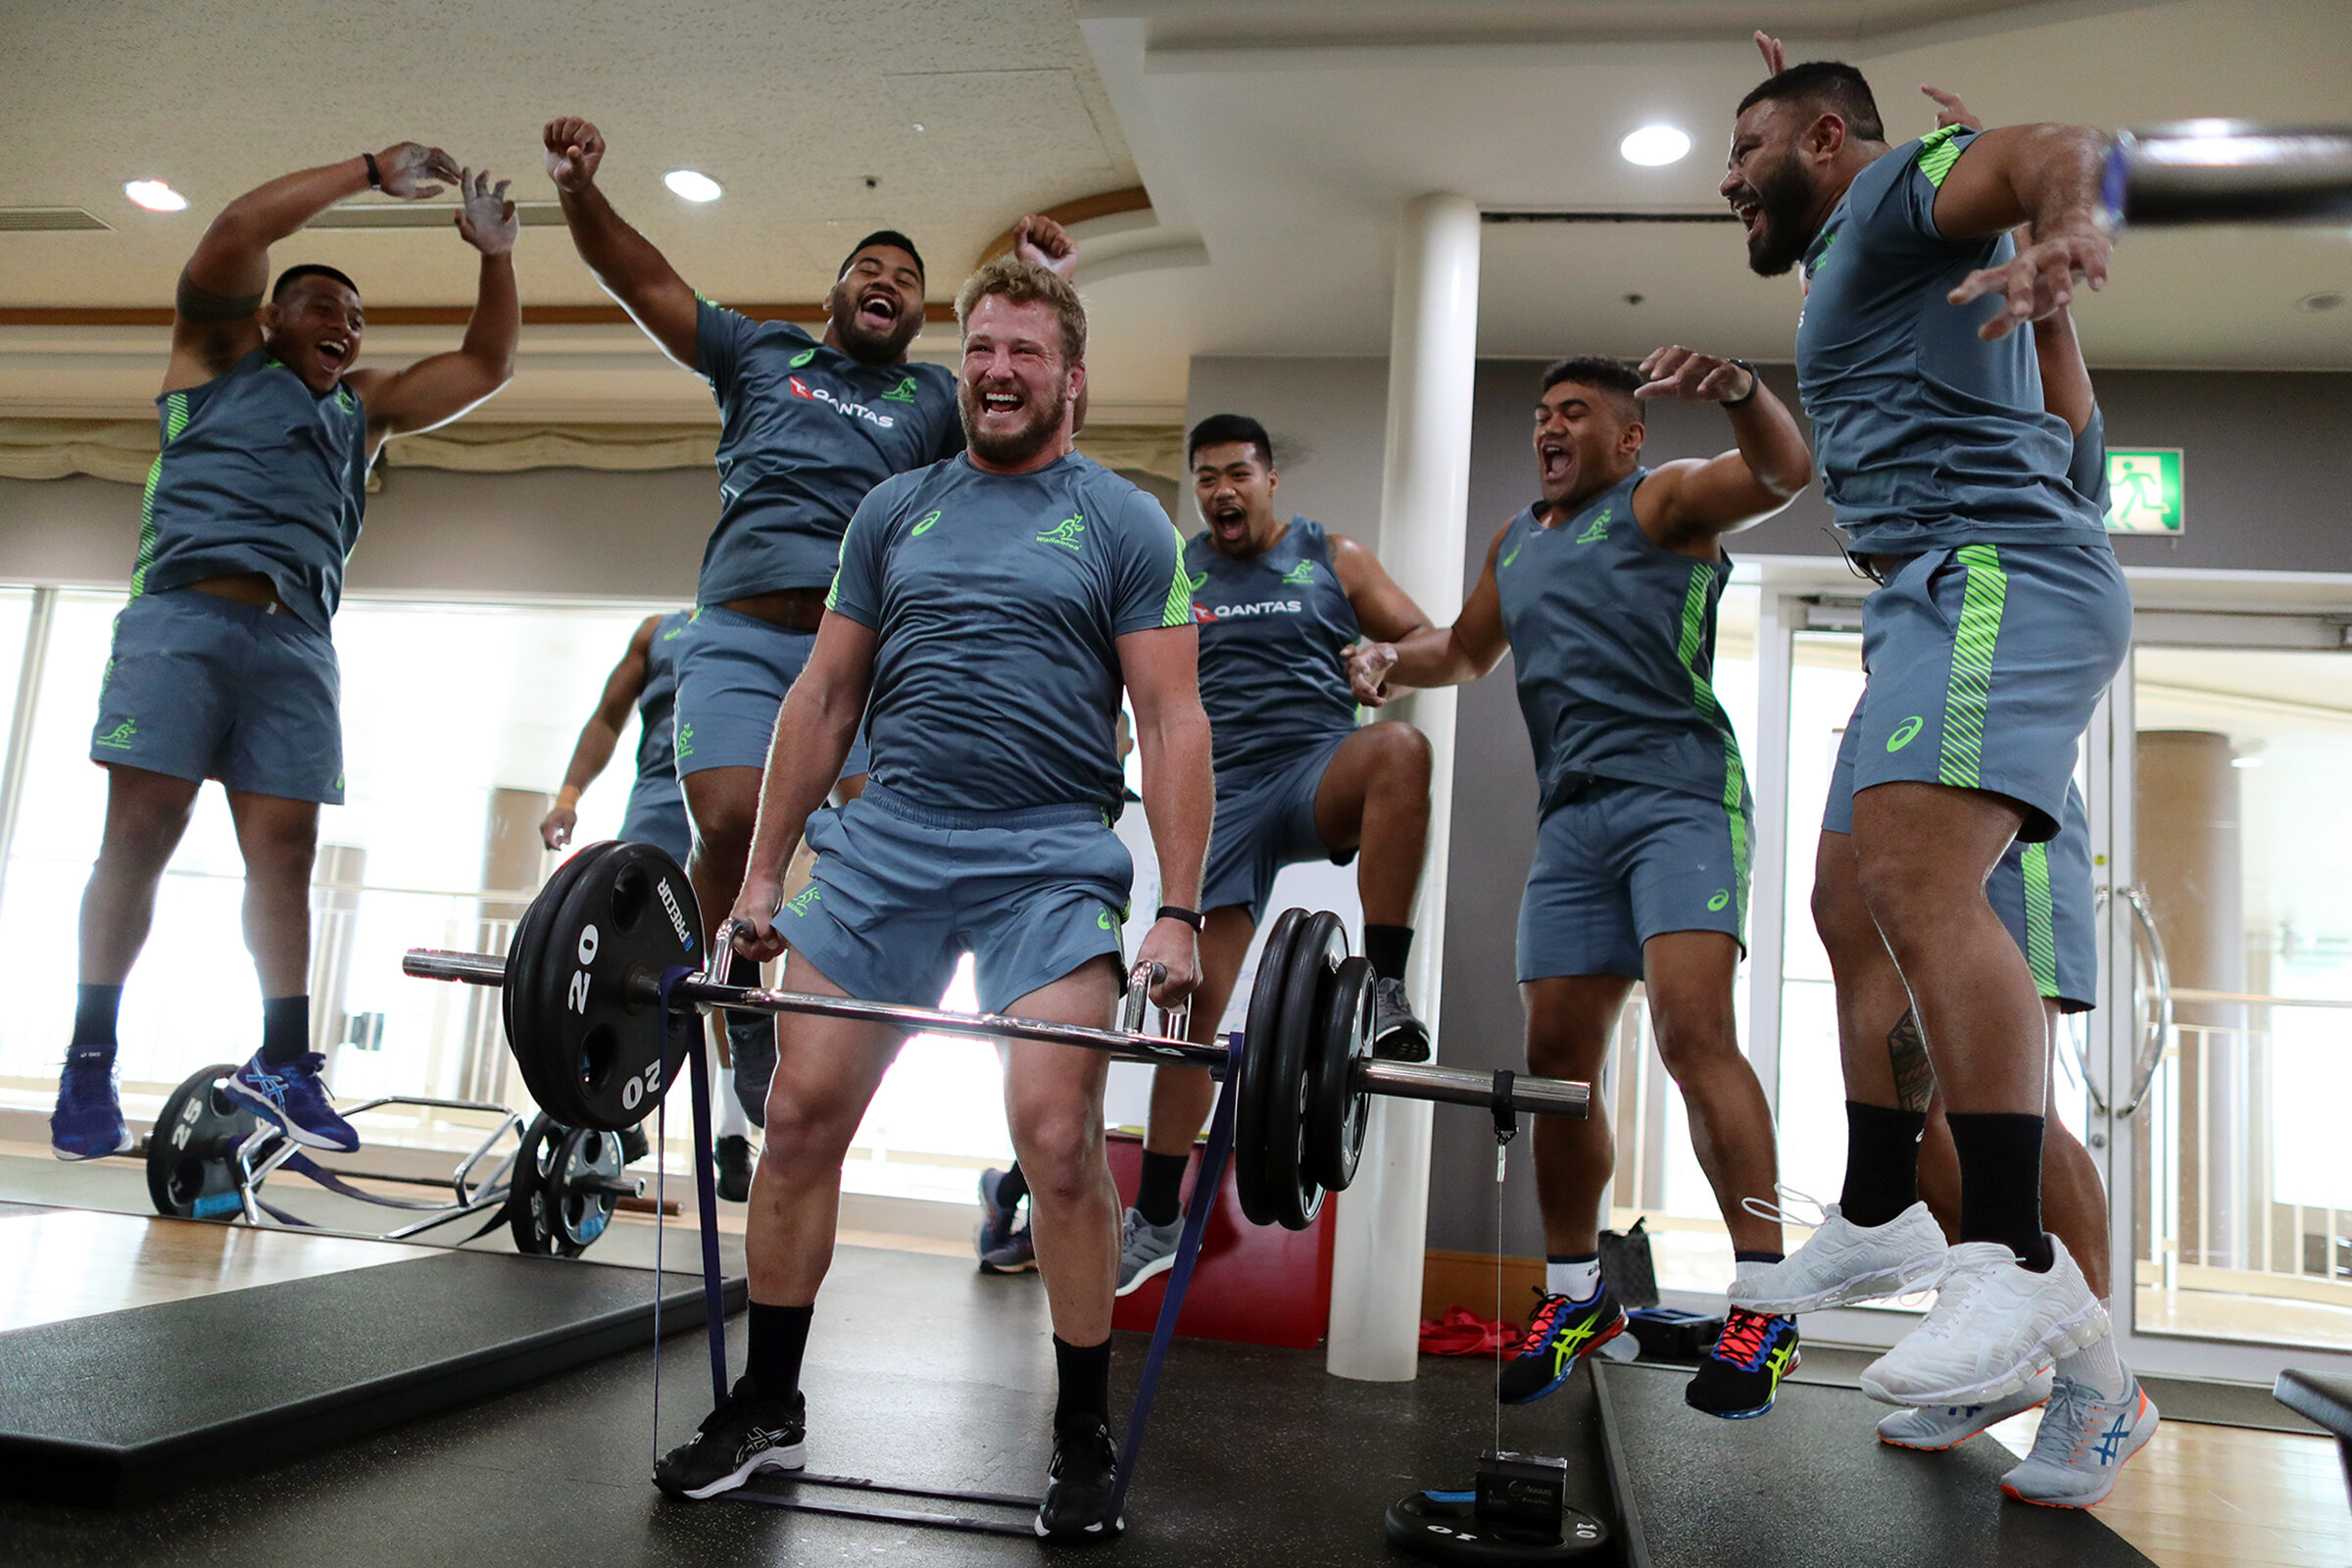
[134, 347, 369, 634]
[1185, 516, 1360, 780]
[634, 610, 694, 784]
[1494, 468, 1749, 816]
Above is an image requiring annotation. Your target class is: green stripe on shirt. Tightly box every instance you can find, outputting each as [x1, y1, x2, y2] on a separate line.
[1917, 123, 1967, 187]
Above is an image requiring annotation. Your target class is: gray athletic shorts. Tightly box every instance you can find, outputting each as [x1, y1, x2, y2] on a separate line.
[89, 588, 343, 804]
[1831, 544, 2131, 843]
[1200, 731, 1356, 924]
[1517, 777, 1752, 983]
[672, 606, 871, 780]
[783, 781, 1132, 1015]
[1826, 714, 2096, 1011]
[618, 770, 692, 863]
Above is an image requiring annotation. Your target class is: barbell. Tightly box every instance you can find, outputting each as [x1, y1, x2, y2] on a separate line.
[402, 840, 1590, 1231]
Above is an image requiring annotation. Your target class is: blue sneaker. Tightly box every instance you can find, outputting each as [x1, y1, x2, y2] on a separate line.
[975, 1167, 1022, 1262]
[224, 1051, 358, 1152]
[51, 1053, 133, 1160]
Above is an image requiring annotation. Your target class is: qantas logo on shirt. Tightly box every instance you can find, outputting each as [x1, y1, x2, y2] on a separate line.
[787, 376, 898, 429]
[1193, 598, 1304, 624]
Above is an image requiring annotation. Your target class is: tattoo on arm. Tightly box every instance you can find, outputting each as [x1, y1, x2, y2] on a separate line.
[1886, 1008, 1937, 1113]
[175, 267, 262, 324]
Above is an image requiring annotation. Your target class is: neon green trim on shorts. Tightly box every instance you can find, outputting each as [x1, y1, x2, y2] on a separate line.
[1677, 563, 1750, 934]
[1939, 544, 2009, 790]
[2021, 841, 2058, 997]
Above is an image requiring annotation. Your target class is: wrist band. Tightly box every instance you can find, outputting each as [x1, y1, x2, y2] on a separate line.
[1722, 359, 1759, 407]
[1156, 906, 1204, 931]
[363, 151, 381, 189]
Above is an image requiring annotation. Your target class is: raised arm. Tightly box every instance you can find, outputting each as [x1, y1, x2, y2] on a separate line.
[346, 169, 518, 454]
[1932, 122, 2113, 340]
[725, 612, 877, 960]
[541, 615, 660, 849]
[1329, 533, 1433, 645]
[1348, 521, 1513, 705]
[1630, 346, 1812, 548]
[1121, 623, 1212, 1006]
[544, 117, 700, 367]
[168, 143, 457, 391]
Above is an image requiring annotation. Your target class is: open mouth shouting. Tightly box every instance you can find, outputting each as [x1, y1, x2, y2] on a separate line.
[1208, 498, 1250, 543]
[856, 285, 902, 334]
[1539, 437, 1573, 489]
[315, 334, 353, 376]
[1727, 187, 1764, 244]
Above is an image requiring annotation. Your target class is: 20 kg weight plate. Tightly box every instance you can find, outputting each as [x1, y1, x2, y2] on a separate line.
[1235, 907, 1304, 1228]
[1307, 955, 1375, 1195]
[1268, 910, 1346, 1231]
[507, 841, 703, 1131]
[147, 1062, 270, 1221]
[509, 1113, 624, 1256]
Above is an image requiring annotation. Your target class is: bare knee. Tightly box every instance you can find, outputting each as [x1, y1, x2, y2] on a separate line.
[1363, 721, 1432, 788]
[1650, 1004, 1740, 1083]
[760, 1085, 862, 1173]
[1009, 1102, 1103, 1203]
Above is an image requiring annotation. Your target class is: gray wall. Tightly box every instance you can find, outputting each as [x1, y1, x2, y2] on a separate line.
[1193, 354, 2352, 1258]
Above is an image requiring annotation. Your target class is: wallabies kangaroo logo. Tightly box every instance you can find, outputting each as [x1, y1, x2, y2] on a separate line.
[1035, 514, 1086, 552]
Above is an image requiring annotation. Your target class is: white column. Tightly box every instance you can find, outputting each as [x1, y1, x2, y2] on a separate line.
[1327, 192, 1482, 1383]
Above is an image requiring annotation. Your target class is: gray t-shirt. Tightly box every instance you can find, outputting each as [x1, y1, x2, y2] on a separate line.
[1494, 468, 1749, 817]
[135, 346, 369, 635]
[826, 452, 1192, 815]
[1795, 127, 2110, 555]
[2068, 404, 2110, 513]
[1185, 515, 1360, 782]
[693, 301, 961, 604]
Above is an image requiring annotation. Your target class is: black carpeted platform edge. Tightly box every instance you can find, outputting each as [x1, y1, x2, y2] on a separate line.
[1593, 1359, 2155, 1568]
[0, 1249, 745, 1507]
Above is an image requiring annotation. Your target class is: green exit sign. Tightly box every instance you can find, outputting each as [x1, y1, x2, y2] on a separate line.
[2107, 448, 2184, 535]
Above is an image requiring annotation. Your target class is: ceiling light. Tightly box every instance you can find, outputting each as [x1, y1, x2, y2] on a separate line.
[123, 179, 187, 212]
[663, 170, 721, 203]
[2297, 291, 2344, 313]
[1620, 125, 1691, 167]
[2230, 755, 2264, 767]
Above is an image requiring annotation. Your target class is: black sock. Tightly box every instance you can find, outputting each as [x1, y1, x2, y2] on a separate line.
[1053, 1335, 1112, 1436]
[1136, 1151, 1189, 1227]
[72, 985, 123, 1062]
[745, 1301, 813, 1401]
[260, 996, 310, 1067]
[1734, 1250, 1785, 1266]
[997, 1162, 1029, 1211]
[1945, 1111, 2054, 1271]
[1363, 924, 1413, 983]
[1837, 1102, 1927, 1228]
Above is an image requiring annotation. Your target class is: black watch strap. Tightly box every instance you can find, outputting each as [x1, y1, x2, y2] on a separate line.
[1156, 905, 1205, 931]
[1722, 358, 1760, 407]
[362, 151, 381, 189]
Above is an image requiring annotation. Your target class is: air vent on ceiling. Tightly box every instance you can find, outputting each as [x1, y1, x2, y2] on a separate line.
[307, 202, 567, 230]
[1483, 210, 1738, 224]
[0, 207, 112, 232]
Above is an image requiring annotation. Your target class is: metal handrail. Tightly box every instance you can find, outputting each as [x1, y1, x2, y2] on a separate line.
[2169, 987, 2352, 1010]
[2115, 886, 2174, 1117]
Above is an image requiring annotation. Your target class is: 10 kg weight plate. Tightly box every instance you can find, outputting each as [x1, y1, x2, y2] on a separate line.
[509, 1113, 624, 1256]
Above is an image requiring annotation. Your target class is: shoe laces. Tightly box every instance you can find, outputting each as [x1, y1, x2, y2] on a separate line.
[2028, 1376, 2100, 1461]
[1713, 1305, 1781, 1371]
[1512, 1288, 1570, 1354]
[1741, 1184, 1833, 1230]
[1911, 1244, 2014, 1342]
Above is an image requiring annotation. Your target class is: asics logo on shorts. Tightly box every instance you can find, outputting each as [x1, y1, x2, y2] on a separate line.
[1707, 890, 1730, 911]
[911, 510, 942, 536]
[95, 718, 138, 750]
[1098, 906, 1115, 931]
[1036, 514, 1086, 552]
[1887, 714, 1925, 753]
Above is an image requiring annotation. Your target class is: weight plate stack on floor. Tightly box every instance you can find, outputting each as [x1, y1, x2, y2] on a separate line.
[508, 1114, 624, 1257]
[1308, 955, 1375, 1193]
[506, 840, 704, 1131]
[1268, 909, 1346, 1230]
[1384, 1490, 1609, 1565]
[1235, 907, 1304, 1227]
[147, 1063, 270, 1221]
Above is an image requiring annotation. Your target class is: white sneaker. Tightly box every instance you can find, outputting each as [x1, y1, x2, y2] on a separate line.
[1726, 1196, 1948, 1313]
[1999, 1374, 2159, 1507]
[1860, 1237, 2108, 1408]
[1876, 1370, 2053, 1450]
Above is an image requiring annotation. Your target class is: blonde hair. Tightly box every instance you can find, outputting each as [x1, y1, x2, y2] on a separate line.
[954, 255, 1087, 366]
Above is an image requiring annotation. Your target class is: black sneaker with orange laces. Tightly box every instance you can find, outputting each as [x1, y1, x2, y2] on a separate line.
[1497, 1283, 1627, 1405]
[1686, 1304, 1800, 1419]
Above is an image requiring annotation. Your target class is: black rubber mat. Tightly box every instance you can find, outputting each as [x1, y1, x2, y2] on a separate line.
[0, 1249, 744, 1506]
[1593, 1360, 2156, 1568]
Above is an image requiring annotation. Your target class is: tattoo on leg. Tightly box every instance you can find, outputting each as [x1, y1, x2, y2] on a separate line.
[1886, 1008, 1936, 1113]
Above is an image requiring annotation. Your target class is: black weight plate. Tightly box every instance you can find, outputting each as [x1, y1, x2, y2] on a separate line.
[507, 1113, 563, 1255]
[1383, 1491, 1608, 1565]
[1234, 906, 1304, 1228]
[504, 843, 612, 1118]
[509, 1116, 621, 1257]
[146, 1063, 268, 1221]
[1307, 956, 1376, 1194]
[1269, 910, 1345, 1231]
[511, 841, 702, 1131]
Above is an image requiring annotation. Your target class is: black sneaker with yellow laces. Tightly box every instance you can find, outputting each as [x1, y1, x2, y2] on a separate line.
[1498, 1283, 1627, 1405]
[1686, 1304, 1801, 1419]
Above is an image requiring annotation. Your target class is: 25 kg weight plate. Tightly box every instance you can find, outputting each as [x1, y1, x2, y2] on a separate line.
[1267, 910, 1346, 1231]
[1234, 907, 1304, 1228]
[1307, 955, 1375, 1195]
[147, 1062, 270, 1221]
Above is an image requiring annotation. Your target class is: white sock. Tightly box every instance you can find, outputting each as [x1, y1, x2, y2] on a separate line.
[2055, 1319, 2130, 1400]
[713, 1056, 753, 1142]
[1545, 1255, 1602, 1300]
